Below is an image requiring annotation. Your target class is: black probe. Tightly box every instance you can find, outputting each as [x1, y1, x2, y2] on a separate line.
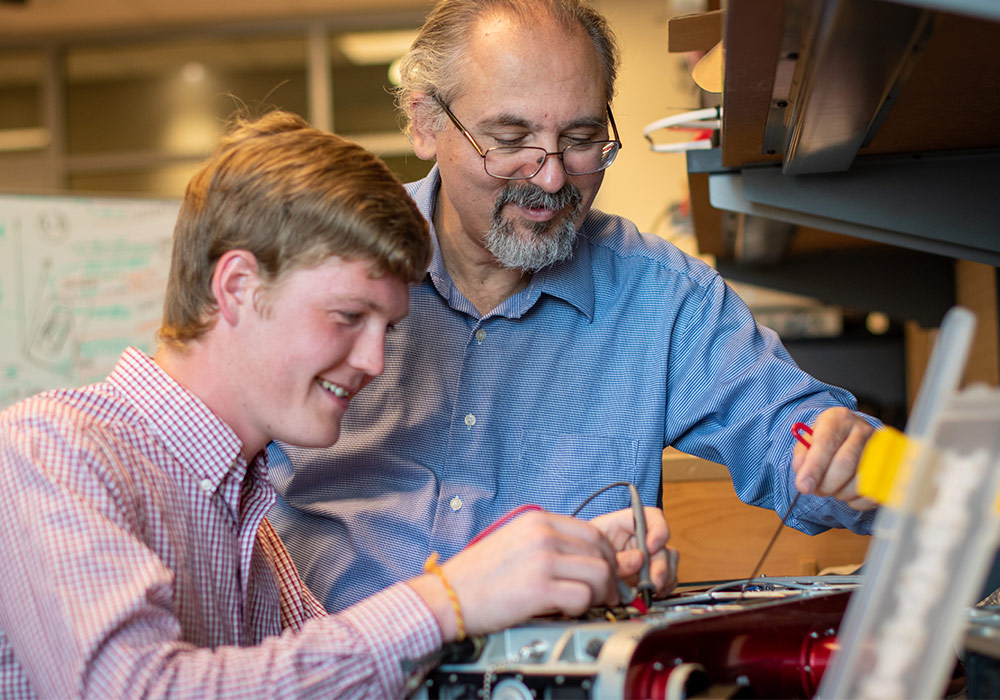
[572, 481, 655, 608]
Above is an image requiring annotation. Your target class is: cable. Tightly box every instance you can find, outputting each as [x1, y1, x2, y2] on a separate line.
[572, 481, 633, 517]
[642, 105, 722, 154]
[573, 481, 654, 608]
[460, 482, 656, 610]
[466, 503, 542, 547]
[646, 139, 715, 153]
[642, 106, 722, 136]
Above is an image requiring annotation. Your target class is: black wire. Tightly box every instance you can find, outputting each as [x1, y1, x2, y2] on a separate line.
[571, 481, 635, 517]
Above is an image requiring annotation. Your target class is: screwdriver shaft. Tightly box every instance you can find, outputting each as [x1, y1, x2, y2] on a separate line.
[743, 492, 801, 590]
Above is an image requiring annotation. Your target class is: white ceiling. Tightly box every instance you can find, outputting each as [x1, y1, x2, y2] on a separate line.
[1, 0, 432, 41]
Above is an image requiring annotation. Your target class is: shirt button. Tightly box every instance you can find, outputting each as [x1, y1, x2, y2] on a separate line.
[450, 496, 463, 511]
[475, 329, 487, 342]
[199, 478, 214, 494]
[464, 413, 476, 427]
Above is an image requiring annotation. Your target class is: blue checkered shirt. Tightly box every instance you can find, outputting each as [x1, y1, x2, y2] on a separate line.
[267, 166, 876, 612]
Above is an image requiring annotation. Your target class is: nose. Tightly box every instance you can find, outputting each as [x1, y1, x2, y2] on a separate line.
[347, 326, 386, 379]
[529, 151, 569, 193]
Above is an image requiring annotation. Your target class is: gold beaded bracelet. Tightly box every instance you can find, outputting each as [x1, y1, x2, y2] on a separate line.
[424, 552, 466, 642]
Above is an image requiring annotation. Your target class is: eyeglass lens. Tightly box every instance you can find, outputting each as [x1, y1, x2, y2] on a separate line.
[485, 142, 619, 179]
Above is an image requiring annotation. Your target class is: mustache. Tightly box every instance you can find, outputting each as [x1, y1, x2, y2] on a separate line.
[494, 181, 583, 212]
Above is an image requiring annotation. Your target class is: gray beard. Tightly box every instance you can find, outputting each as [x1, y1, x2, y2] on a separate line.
[484, 182, 583, 272]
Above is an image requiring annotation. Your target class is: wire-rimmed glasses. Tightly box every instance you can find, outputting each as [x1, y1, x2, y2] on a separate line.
[434, 96, 622, 180]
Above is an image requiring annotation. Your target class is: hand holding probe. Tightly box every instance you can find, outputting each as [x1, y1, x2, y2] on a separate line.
[571, 481, 654, 611]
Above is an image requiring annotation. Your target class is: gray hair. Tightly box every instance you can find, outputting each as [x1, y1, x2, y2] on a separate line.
[394, 0, 620, 140]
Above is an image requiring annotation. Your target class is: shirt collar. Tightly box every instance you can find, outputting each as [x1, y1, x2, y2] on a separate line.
[108, 347, 250, 489]
[409, 165, 595, 321]
[409, 167, 451, 303]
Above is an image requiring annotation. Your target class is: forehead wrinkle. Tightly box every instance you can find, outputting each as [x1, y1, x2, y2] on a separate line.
[477, 110, 608, 132]
[478, 112, 531, 130]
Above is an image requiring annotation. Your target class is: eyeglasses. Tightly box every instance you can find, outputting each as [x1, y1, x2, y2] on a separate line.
[434, 96, 622, 180]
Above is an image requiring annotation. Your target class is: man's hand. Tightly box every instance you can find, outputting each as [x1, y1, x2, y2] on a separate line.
[411, 509, 621, 641]
[590, 506, 679, 597]
[792, 406, 877, 510]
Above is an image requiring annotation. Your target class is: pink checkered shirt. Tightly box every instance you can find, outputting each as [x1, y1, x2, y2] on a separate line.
[0, 347, 440, 698]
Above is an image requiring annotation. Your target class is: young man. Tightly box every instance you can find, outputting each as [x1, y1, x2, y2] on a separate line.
[0, 110, 674, 698]
[268, 0, 878, 614]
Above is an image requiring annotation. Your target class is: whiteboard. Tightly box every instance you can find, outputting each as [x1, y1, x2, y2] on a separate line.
[0, 193, 180, 409]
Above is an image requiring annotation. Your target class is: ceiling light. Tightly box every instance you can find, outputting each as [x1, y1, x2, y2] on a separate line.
[337, 29, 417, 66]
[0, 127, 50, 152]
[180, 61, 206, 84]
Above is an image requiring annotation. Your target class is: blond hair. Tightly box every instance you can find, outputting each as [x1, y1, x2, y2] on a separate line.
[159, 110, 430, 346]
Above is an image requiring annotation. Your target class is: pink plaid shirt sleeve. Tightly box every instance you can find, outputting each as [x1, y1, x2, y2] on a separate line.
[0, 348, 441, 699]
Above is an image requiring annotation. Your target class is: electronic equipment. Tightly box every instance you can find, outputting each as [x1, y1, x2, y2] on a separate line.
[412, 576, 859, 700]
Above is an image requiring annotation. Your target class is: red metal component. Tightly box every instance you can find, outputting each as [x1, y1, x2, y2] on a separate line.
[624, 591, 849, 699]
[629, 661, 672, 699]
[800, 632, 838, 696]
[629, 661, 710, 700]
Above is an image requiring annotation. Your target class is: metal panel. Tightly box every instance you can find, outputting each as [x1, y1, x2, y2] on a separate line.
[895, 0, 1000, 22]
[707, 151, 1000, 266]
[772, 0, 934, 174]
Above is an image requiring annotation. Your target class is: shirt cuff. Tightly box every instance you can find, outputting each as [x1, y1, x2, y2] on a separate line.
[339, 581, 442, 695]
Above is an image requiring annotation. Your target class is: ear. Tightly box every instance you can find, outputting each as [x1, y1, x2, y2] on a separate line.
[410, 92, 440, 161]
[210, 250, 260, 328]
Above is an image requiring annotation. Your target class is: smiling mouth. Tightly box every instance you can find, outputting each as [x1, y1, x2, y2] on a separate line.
[515, 204, 560, 223]
[318, 378, 351, 398]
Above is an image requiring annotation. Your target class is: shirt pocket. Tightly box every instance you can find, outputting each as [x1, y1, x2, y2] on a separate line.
[506, 428, 639, 515]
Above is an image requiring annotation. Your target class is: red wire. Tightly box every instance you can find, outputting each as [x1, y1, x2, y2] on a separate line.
[465, 503, 543, 547]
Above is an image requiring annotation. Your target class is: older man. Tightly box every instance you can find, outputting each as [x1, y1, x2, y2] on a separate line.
[268, 0, 877, 614]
